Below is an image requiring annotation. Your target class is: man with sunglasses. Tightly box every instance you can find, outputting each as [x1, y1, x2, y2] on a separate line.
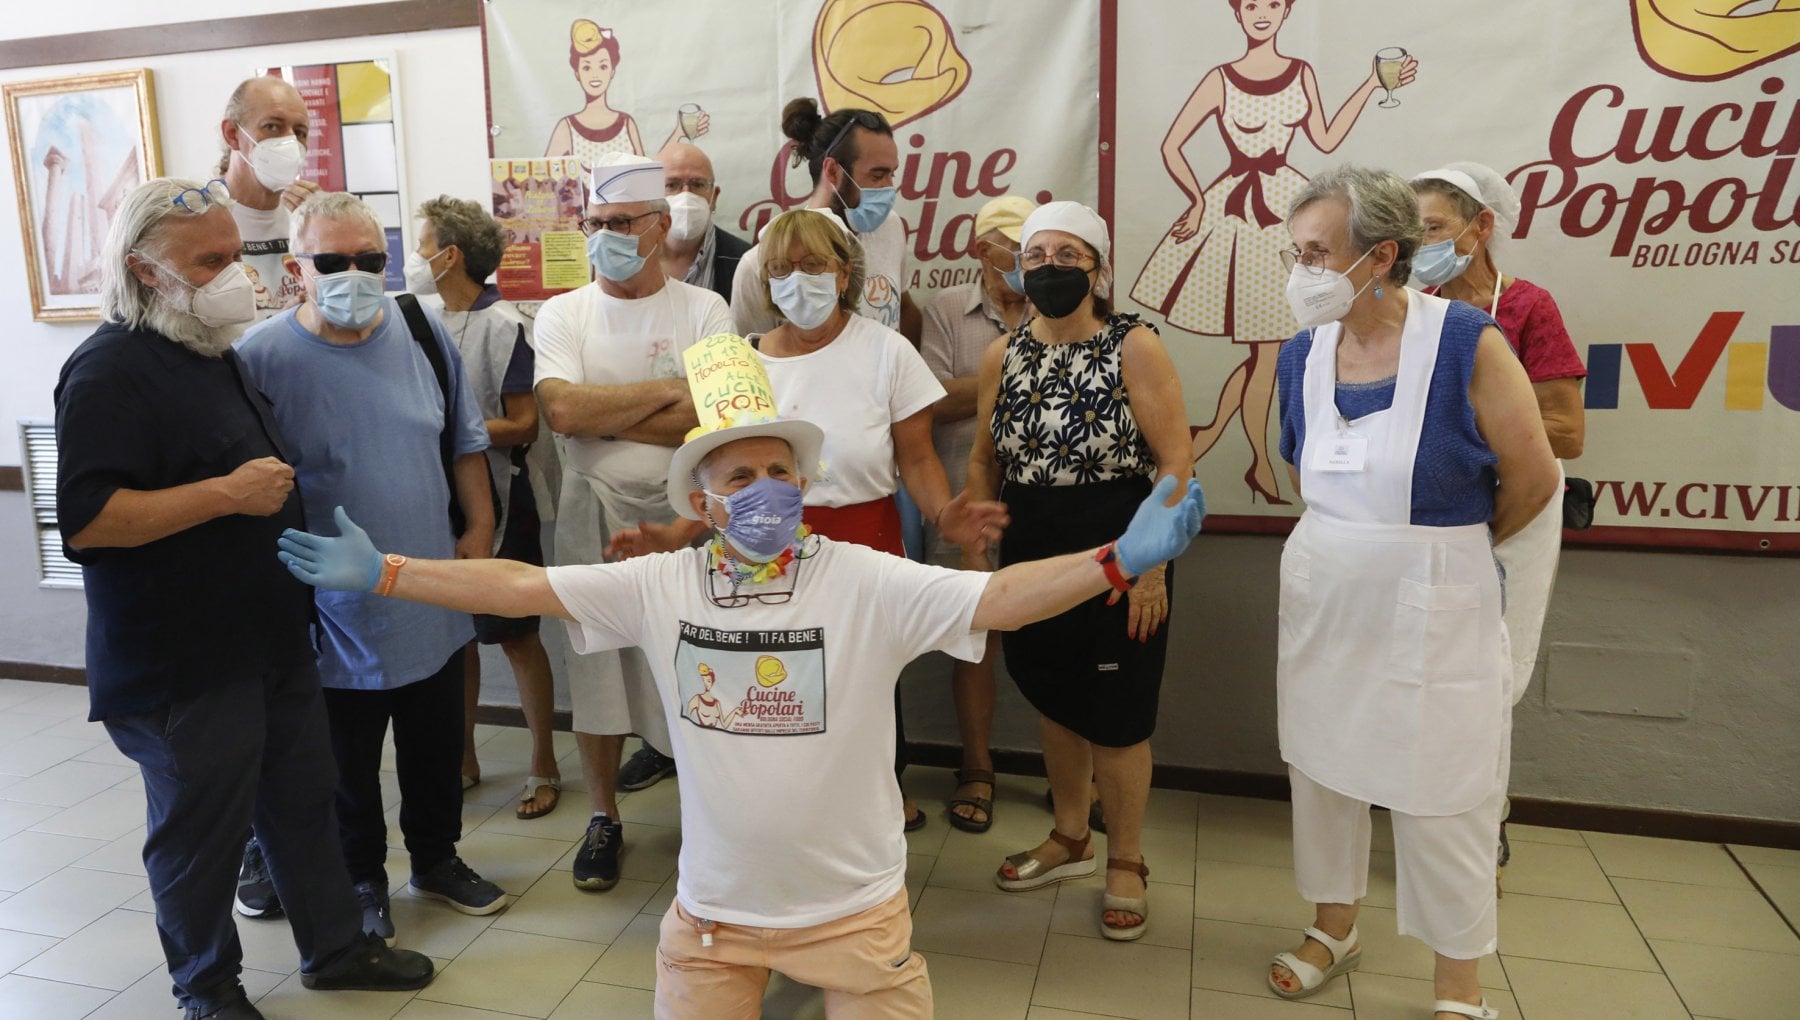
[55, 178, 434, 1020]
[533, 152, 733, 893]
[236, 191, 511, 947]
[275, 337, 1207, 1018]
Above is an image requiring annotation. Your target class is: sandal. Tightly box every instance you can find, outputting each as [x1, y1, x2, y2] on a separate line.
[1101, 857, 1149, 941]
[904, 807, 927, 832]
[947, 769, 995, 834]
[1435, 1000, 1499, 1020]
[1043, 787, 1107, 834]
[461, 773, 480, 792]
[515, 776, 561, 820]
[995, 828, 1095, 892]
[1268, 924, 1361, 1000]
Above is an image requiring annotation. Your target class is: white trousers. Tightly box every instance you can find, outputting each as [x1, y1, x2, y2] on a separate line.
[1289, 766, 1503, 960]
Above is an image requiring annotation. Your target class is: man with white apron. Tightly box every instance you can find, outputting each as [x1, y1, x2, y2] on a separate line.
[533, 153, 735, 892]
[1275, 291, 1511, 1016]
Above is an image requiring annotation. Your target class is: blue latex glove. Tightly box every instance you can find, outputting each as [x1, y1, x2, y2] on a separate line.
[277, 506, 382, 592]
[1114, 475, 1207, 577]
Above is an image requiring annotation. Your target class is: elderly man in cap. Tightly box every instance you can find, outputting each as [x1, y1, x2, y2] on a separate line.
[216, 75, 318, 319]
[658, 141, 751, 305]
[533, 151, 734, 890]
[916, 194, 1036, 833]
[277, 333, 1207, 1018]
[235, 190, 510, 947]
[54, 177, 433, 1020]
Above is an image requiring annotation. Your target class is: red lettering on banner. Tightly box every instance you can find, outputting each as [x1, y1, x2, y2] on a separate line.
[1623, 311, 1741, 409]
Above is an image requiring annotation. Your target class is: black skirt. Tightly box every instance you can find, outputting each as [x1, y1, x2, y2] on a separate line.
[998, 475, 1172, 747]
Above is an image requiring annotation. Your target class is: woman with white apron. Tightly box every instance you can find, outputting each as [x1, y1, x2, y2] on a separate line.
[1265, 168, 1560, 1020]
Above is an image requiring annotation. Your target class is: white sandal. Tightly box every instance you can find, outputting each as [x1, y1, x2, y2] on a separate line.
[1268, 924, 1361, 1000]
[515, 775, 561, 819]
[1434, 1000, 1499, 1019]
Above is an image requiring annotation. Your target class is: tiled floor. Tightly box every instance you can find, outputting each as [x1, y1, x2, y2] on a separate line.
[0, 676, 1794, 1019]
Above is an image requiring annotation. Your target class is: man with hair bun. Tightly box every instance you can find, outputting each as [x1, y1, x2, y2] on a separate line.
[55, 177, 433, 1020]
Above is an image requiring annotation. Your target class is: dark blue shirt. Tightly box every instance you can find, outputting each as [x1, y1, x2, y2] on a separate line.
[54, 323, 313, 721]
[1277, 300, 1499, 526]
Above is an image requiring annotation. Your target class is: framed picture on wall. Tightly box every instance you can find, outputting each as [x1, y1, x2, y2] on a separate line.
[4, 69, 161, 322]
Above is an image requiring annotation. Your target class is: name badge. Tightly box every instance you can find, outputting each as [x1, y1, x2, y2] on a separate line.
[1315, 433, 1368, 473]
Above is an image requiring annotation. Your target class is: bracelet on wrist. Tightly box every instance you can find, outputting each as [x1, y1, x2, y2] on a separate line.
[373, 552, 407, 596]
[1094, 542, 1136, 592]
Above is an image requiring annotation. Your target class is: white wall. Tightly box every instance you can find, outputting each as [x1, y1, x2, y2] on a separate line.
[0, 11, 491, 463]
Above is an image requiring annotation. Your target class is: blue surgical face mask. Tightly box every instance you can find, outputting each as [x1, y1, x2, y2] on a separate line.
[768, 270, 840, 330]
[1411, 222, 1475, 287]
[312, 269, 386, 329]
[588, 228, 651, 282]
[841, 183, 896, 233]
[1002, 263, 1027, 295]
[704, 476, 806, 563]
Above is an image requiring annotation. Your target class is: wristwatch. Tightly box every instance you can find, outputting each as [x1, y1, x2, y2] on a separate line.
[374, 553, 408, 596]
[1094, 542, 1136, 592]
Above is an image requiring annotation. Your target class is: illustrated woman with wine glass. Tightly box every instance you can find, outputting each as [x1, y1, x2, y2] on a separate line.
[543, 21, 709, 162]
[1130, 0, 1416, 504]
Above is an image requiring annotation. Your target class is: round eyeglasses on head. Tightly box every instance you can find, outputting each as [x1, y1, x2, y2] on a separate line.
[173, 179, 232, 215]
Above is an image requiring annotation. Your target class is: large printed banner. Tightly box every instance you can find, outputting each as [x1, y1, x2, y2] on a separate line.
[485, 1, 1800, 553]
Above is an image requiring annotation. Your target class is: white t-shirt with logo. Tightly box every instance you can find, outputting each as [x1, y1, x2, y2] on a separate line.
[533, 279, 733, 497]
[730, 210, 908, 335]
[546, 536, 989, 927]
[755, 315, 943, 508]
[231, 203, 304, 319]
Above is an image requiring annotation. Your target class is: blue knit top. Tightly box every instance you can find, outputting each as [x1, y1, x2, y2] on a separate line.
[1277, 300, 1499, 526]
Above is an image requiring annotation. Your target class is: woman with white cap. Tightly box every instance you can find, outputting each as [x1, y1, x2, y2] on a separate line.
[1410, 162, 1586, 877]
[966, 201, 1194, 941]
[1266, 166, 1559, 1020]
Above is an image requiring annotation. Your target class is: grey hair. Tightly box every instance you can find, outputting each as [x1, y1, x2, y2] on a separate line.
[289, 191, 385, 254]
[100, 177, 226, 328]
[417, 195, 505, 283]
[1289, 165, 1423, 284]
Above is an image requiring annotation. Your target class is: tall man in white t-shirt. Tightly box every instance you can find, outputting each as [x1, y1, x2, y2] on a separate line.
[275, 339, 1207, 1018]
[217, 76, 318, 320]
[730, 103, 919, 343]
[533, 153, 734, 893]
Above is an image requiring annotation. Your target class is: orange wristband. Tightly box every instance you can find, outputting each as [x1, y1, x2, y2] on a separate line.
[374, 553, 407, 596]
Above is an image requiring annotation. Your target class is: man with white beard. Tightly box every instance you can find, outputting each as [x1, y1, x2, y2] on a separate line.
[53, 177, 433, 1020]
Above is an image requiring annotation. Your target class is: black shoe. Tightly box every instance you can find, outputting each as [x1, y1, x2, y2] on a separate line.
[409, 856, 510, 915]
[234, 838, 282, 919]
[301, 933, 434, 991]
[354, 879, 396, 947]
[572, 815, 623, 891]
[618, 744, 677, 791]
[183, 984, 265, 1020]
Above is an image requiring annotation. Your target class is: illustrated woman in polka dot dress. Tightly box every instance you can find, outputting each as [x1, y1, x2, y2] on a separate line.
[543, 20, 709, 162]
[1129, 0, 1416, 503]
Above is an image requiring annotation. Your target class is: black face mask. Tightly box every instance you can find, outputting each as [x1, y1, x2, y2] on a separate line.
[1023, 265, 1092, 319]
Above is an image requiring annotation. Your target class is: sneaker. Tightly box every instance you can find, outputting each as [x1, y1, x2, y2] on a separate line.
[300, 933, 434, 991]
[234, 838, 282, 919]
[618, 744, 677, 791]
[409, 857, 510, 916]
[572, 814, 624, 891]
[183, 984, 265, 1020]
[354, 879, 396, 947]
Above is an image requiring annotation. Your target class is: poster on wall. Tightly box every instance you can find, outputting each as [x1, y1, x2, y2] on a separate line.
[482, 0, 1100, 296]
[259, 57, 409, 290]
[489, 157, 588, 302]
[1112, 0, 1799, 552]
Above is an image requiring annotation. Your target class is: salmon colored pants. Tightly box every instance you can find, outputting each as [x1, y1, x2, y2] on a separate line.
[654, 887, 931, 1018]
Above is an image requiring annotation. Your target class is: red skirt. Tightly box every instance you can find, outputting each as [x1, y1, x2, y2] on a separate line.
[805, 497, 904, 556]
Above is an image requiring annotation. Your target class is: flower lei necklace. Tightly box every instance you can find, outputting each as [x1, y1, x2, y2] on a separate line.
[707, 525, 812, 588]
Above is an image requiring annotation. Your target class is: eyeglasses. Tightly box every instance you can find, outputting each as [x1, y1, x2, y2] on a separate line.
[702, 558, 802, 608]
[1279, 247, 1339, 276]
[294, 251, 389, 275]
[665, 177, 714, 195]
[173, 179, 231, 215]
[764, 255, 839, 279]
[580, 210, 660, 236]
[819, 110, 886, 162]
[979, 241, 1022, 271]
[1019, 247, 1095, 270]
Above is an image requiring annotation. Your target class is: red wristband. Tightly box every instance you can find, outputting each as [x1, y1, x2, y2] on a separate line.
[374, 553, 407, 596]
[1094, 542, 1135, 592]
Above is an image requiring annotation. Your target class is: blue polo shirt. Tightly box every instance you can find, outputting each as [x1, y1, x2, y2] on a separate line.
[236, 299, 488, 689]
